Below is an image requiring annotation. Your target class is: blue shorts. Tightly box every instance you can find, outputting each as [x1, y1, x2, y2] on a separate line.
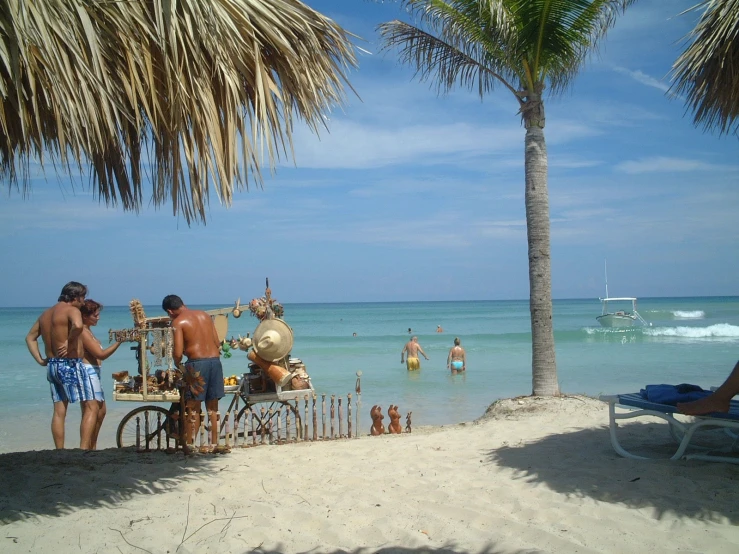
[82, 363, 105, 402]
[185, 357, 224, 402]
[451, 360, 464, 371]
[47, 358, 95, 403]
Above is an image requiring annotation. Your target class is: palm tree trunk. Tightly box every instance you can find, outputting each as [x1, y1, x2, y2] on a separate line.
[524, 119, 560, 396]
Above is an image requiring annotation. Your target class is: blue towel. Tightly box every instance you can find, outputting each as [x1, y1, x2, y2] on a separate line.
[639, 384, 711, 405]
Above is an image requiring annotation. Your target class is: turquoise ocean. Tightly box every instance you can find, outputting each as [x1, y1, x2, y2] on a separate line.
[1, 297, 738, 453]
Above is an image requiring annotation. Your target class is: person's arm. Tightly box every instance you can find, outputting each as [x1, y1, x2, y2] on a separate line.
[447, 348, 452, 368]
[419, 345, 429, 360]
[173, 324, 184, 366]
[25, 320, 47, 366]
[59, 308, 84, 357]
[81, 328, 122, 361]
[401, 344, 407, 364]
[463, 349, 467, 369]
[211, 320, 221, 351]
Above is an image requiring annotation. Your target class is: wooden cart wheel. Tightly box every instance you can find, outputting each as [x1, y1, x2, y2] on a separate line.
[116, 405, 176, 448]
[232, 402, 302, 443]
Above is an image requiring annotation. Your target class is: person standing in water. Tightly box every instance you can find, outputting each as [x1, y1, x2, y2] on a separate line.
[401, 336, 428, 371]
[447, 337, 466, 374]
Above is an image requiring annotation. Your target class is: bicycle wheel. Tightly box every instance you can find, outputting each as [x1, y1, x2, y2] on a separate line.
[234, 402, 302, 445]
[116, 406, 174, 449]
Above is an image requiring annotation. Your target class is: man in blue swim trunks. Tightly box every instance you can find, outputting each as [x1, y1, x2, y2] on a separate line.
[447, 337, 467, 374]
[25, 281, 97, 449]
[163, 294, 224, 446]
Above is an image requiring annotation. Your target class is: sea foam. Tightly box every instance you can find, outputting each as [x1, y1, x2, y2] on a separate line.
[644, 323, 739, 339]
[671, 310, 705, 319]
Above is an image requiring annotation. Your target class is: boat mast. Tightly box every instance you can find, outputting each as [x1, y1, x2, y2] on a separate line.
[604, 260, 609, 299]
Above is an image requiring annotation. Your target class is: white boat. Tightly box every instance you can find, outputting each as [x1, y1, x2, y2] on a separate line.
[597, 297, 644, 327]
[596, 262, 649, 327]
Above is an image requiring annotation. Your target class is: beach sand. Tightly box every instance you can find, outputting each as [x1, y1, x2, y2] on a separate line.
[1, 396, 738, 553]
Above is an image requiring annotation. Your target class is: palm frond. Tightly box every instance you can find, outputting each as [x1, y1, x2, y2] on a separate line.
[0, 0, 357, 223]
[671, 0, 739, 135]
[508, 0, 636, 93]
[378, 0, 635, 100]
[378, 1, 525, 99]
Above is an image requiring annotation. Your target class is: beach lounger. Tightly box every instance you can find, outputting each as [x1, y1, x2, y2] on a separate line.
[600, 393, 739, 464]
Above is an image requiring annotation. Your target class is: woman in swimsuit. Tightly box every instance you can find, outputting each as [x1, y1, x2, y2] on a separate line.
[447, 337, 466, 374]
[80, 300, 123, 449]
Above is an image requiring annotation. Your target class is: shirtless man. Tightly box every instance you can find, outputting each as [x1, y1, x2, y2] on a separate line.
[25, 281, 96, 449]
[163, 295, 224, 445]
[678, 360, 739, 415]
[447, 337, 466, 374]
[401, 336, 429, 371]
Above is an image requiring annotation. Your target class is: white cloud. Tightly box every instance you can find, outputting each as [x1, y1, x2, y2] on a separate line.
[615, 157, 739, 174]
[613, 66, 671, 93]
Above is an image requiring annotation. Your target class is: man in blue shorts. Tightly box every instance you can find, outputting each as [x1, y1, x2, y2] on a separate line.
[163, 294, 224, 446]
[25, 281, 96, 449]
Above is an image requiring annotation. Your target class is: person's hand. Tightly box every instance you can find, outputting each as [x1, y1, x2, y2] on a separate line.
[39, 358, 48, 367]
[57, 341, 68, 358]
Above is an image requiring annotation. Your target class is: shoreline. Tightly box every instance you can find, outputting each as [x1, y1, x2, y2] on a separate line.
[2, 396, 738, 553]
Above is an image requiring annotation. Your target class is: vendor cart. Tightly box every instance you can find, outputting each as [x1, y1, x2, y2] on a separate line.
[111, 281, 314, 450]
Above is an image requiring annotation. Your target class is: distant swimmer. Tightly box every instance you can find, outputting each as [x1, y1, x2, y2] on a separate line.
[401, 336, 429, 371]
[447, 337, 466, 374]
[353, 332, 357, 337]
[408, 327, 412, 334]
[436, 325, 443, 333]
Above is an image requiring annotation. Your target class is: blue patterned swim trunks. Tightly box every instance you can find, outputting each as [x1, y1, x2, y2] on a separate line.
[82, 363, 105, 402]
[47, 358, 95, 403]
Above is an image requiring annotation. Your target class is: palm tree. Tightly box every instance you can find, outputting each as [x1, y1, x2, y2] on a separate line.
[0, 0, 356, 223]
[671, 0, 739, 135]
[378, 0, 634, 396]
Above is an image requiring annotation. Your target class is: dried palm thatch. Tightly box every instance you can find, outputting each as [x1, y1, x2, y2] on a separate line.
[0, 0, 357, 222]
[671, 0, 739, 135]
[177, 366, 205, 398]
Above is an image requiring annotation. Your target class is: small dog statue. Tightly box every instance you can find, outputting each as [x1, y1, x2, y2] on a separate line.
[370, 405, 385, 436]
[405, 411, 412, 433]
[387, 405, 402, 434]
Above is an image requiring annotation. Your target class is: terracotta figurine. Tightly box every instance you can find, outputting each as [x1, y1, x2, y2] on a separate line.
[387, 405, 402, 434]
[370, 405, 385, 436]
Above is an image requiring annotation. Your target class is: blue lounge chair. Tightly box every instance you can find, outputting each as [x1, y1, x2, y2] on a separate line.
[600, 393, 739, 463]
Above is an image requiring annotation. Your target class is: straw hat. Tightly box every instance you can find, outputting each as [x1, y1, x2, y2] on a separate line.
[252, 318, 294, 362]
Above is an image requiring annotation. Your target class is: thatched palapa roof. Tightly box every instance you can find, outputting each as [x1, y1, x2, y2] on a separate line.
[0, 0, 357, 222]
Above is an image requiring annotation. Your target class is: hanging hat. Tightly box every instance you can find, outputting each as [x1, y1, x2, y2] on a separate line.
[252, 318, 294, 362]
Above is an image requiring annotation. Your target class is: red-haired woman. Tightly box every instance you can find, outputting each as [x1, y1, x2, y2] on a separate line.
[80, 299, 123, 449]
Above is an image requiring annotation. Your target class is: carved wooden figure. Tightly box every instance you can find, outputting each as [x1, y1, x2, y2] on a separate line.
[405, 411, 413, 433]
[370, 405, 385, 436]
[387, 405, 402, 434]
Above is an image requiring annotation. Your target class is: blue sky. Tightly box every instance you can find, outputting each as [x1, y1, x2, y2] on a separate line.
[1, 0, 737, 307]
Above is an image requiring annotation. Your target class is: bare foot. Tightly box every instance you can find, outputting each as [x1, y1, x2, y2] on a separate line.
[677, 394, 731, 415]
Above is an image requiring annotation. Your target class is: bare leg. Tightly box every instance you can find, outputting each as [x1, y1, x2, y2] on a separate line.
[678, 360, 739, 415]
[90, 401, 106, 450]
[51, 401, 68, 449]
[79, 400, 99, 450]
[206, 398, 219, 445]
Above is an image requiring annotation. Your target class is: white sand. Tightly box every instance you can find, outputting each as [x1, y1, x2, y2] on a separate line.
[1, 396, 738, 553]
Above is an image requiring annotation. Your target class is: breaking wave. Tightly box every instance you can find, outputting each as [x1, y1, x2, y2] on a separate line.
[644, 323, 739, 339]
[671, 310, 705, 320]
